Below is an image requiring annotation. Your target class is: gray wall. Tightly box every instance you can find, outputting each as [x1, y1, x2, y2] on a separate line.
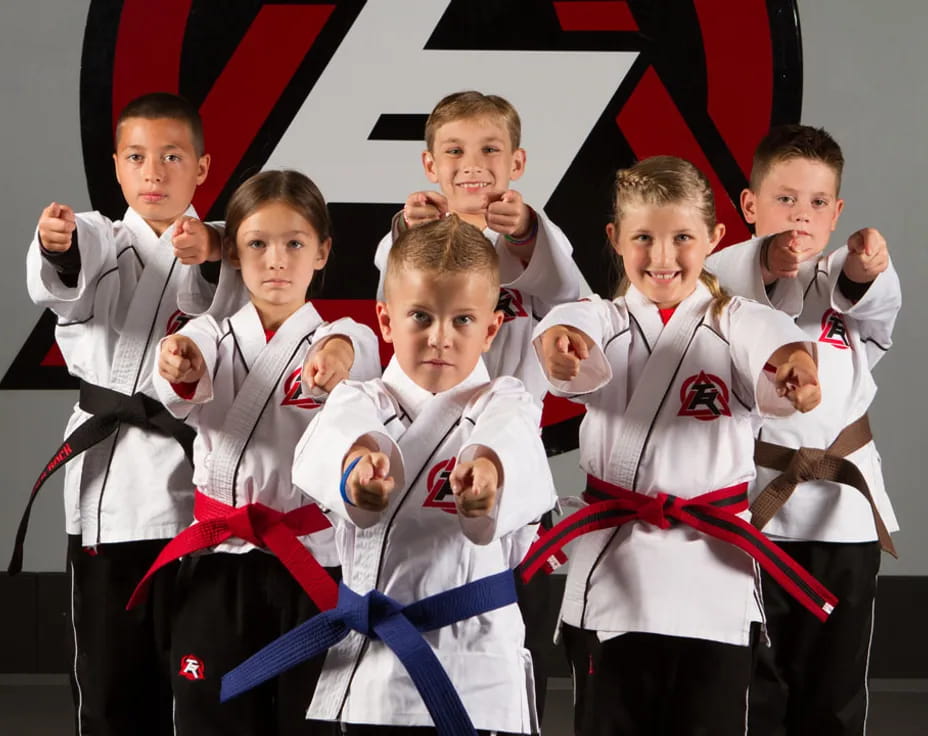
[0, 1, 924, 574]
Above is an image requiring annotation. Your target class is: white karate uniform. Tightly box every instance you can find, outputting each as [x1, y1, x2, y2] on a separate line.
[533, 282, 815, 647]
[26, 206, 206, 545]
[292, 358, 557, 733]
[373, 210, 581, 403]
[707, 239, 901, 542]
[151, 300, 380, 563]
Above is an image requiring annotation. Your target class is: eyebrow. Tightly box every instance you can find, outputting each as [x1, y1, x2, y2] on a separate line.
[122, 143, 184, 151]
[240, 229, 314, 238]
[438, 136, 505, 145]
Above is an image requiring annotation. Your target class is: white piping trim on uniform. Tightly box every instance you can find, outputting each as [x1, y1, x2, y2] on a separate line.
[862, 581, 877, 735]
[69, 559, 84, 736]
[742, 677, 750, 735]
[172, 695, 178, 736]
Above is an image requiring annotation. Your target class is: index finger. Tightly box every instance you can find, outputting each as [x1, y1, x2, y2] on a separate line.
[422, 191, 449, 216]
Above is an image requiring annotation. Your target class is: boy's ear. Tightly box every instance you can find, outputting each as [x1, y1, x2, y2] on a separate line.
[508, 148, 527, 182]
[315, 237, 332, 270]
[422, 150, 439, 184]
[483, 310, 505, 352]
[708, 222, 726, 254]
[830, 198, 845, 231]
[375, 301, 394, 343]
[740, 188, 758, 224]
[112, 153, 121, 185]
[196, 153, 211, 186]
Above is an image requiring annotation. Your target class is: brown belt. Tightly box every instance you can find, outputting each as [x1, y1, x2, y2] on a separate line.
[751, 414, 897, 557]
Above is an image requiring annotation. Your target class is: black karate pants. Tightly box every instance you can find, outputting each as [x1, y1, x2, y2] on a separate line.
[170, 551, 336, 736]
[581, 630, 754, 736]
[562, 623, 602, 736]
[66, 534, 176, 736]
[514, 511, 556, 726]
[748, 541, 881, 736]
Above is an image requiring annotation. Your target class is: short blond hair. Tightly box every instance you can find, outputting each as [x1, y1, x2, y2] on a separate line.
[425, 91, 521, 152]
[384, 215, 499, 297]
[610, 155, 730, 315]
[749, 124, 844, 194]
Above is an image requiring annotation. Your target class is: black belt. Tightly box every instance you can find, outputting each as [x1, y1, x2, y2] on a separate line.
[7, 381, 195, 574]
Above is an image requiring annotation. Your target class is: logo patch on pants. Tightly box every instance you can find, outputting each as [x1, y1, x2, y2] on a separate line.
[179, 654, 206, 681]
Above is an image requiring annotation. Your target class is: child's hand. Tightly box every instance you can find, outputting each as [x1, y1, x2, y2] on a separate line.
[485, 190, 533, 238]
[345, 450, 395, 511]
[773, 347, 820, 413]
[302, 336, 354, 394]
[763, 230, 818, 281]
[540, 325, 592, 381]
[843, 227, 889, 283]
[172, 216, 220, 265]
[158, 335, 205, 384]
[403, 191, 449, 227]
[38, 202, 77, 252]
[449, 456, 499, 518]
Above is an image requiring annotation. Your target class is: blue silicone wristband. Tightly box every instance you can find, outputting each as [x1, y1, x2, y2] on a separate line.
[340, 456, 362, 507]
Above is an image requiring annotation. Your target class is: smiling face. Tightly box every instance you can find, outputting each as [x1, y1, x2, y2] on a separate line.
[230, 201, 330, 330]
[741, 156, 844, 258]
[608, 200, 724, 309]
[377, 266, 503, 393]
[113, 116, 209, 235]
[421, 116, 526, 229]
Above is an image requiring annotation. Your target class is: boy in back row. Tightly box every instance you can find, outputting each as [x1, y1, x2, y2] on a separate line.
[708, 125, 901, 735]
[20, 94, 217, 734]
[373, 92, 581, 717]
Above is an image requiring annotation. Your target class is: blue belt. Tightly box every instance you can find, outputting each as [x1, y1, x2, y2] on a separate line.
[221, 569, 518, 736]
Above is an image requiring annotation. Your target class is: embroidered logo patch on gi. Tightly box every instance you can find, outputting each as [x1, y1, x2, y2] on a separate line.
[496, 288, 528, 322]
[424, 458, 457, 514]
[281, 367, 322, 409]
[166, 309, 192, 336]
[819, 309, 851, 350]
[178, 654, 205, 681]
[678, 371, 732, 421]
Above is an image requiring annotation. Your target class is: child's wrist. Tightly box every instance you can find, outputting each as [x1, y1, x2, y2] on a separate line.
[504, 210, 538, 245]
[340, 456, 362, 507]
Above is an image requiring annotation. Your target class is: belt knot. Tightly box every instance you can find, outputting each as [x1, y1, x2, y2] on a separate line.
[338, 585, 406, 638]
[222, 503, 281, 547]
[639, 492, 675, 529]
[785, 447, 828, 484]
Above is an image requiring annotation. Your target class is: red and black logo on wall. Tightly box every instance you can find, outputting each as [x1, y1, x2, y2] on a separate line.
[3, 0, 801, 457]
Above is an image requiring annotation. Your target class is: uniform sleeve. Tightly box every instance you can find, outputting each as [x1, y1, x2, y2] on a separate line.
[725, 298, 817, 417]
[309, 318, 382, 382]
[823, 246, 901, 368]
[707, 237, 804, 317]
[456, 378, 556, 545]
[150, 314, 222, 419]
[373, 229, 394, 301]
[292, 380, 405, 529]
[531, 296, 616, 398]
[26, 211, 119, 322]
[496, 210, 581, 318]
[175, 221, 252, 320]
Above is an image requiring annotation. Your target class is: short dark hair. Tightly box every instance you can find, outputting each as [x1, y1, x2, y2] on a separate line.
[750, 124, 844, 194]
[115, 92, 205, 157]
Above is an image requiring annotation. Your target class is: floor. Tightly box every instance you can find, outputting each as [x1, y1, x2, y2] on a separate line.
[1, 676, 925, 734]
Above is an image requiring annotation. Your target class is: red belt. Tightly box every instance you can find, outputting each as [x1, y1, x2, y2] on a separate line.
[518, 476, 838, 622]
[127, 491, 338, 611]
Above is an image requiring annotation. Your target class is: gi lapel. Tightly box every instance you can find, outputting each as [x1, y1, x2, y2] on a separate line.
[609, 284, 712, 490]
[108, 209, 188, 393]
[394, 381, 481, 497]
[209, 301, 322, 505]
